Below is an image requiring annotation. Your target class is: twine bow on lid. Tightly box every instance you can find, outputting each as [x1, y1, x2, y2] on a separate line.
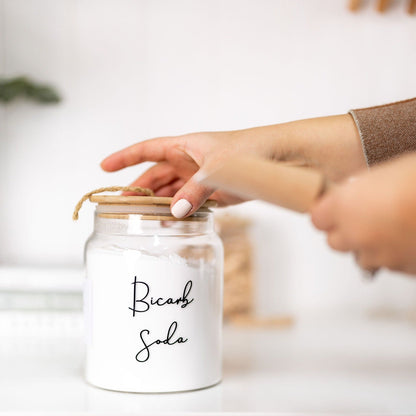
[72, 186, 154, 220]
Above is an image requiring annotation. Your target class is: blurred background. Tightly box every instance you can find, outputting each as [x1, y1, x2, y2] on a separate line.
[1, 0, 416, 321]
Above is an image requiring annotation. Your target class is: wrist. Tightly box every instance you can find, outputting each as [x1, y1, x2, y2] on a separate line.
[237, 123, 298, 161]
[276, 114, 367, 181]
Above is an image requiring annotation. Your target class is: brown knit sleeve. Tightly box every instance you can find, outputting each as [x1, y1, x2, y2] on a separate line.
[349, 98, 416, 166]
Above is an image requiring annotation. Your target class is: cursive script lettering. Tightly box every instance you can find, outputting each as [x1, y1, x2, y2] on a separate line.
[129, 277, 194, 317]
[135, 321, 188, 362]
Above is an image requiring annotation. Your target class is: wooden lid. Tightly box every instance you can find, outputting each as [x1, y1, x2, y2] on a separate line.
[73, 186, 217, 221]
[89, 195, 217, 208]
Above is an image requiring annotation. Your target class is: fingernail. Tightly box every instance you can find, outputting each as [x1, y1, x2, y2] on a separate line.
[171, 199, 192, 218]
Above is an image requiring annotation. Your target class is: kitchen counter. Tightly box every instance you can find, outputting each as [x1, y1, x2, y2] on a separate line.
[1, 310, 416, 415]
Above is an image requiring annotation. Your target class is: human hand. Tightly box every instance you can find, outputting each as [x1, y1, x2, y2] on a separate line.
[101, 115, 366, 218]
[101, 129, 278, 217]
[311, 153, 416, 275]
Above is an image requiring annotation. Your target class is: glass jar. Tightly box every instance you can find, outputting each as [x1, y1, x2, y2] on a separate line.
[84, 195, 223, 393]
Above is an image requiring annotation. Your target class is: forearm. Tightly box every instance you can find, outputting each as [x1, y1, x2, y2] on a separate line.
[280, 114, 366, 181]
[239, 114, 366, 182]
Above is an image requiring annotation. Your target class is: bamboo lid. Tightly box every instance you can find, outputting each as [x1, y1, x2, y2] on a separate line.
[89, 195, 217, 208]
[73, 186, 217, 221]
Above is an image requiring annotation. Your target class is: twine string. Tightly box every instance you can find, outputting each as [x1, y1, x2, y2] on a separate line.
[72, 186, 154, 221]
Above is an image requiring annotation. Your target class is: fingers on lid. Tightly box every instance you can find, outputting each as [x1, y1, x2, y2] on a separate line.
[123, 162, 178, 195]
[170, 175, 215, 218]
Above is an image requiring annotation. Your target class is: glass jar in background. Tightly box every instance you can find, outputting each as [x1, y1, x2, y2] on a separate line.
[84, 195, 223, 393]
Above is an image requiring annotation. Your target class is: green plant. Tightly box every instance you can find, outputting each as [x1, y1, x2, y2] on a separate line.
[0, 76, 61, 104]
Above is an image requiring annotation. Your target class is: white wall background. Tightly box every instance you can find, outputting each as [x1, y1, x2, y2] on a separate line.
[1, 0, 416, 316]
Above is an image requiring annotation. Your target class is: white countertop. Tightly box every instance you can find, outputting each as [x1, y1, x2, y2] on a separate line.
[1, 310, 416, 415]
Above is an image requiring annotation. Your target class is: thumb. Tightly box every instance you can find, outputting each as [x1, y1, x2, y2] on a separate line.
[310, 192, 337, 231]
[170, 174, 215, 218]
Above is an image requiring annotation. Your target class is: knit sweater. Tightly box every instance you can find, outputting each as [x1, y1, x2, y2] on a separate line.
[349, 97, 416, 166]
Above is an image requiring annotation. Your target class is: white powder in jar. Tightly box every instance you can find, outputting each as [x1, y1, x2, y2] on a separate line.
[85, 246, 222, 393]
